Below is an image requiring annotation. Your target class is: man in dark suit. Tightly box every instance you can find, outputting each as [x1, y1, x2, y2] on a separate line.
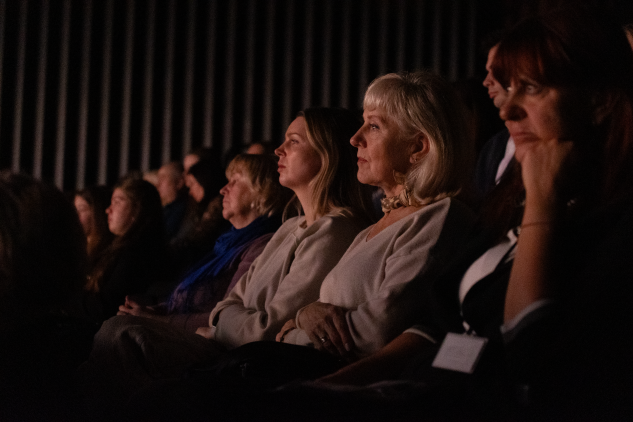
[474, 43, 515, 203]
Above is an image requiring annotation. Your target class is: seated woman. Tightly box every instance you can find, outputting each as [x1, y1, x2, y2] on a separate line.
[117, 154, 292, 332]
[275, 71, 475, 362]
[74, 185, 114, 272]
[80, 107, 373, 411]
[0, 173, 88, 421]
[82, 177, 167, 322]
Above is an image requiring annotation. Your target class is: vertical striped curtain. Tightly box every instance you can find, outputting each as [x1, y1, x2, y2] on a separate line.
[0, 0, 480, 191]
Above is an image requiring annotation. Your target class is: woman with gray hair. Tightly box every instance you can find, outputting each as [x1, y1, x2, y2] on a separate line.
[276, 70, 475, 360]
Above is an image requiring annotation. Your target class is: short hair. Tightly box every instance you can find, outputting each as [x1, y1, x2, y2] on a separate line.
[295, 107, 373, 221]
[225, 154, 293, 217]
[0, 173, 87, 314]
[493, 8, 633, 202]
[363, 71, 473, 204]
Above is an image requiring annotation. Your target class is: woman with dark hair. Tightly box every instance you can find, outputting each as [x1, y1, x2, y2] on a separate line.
[83, 176, 167, 322]
[74, 185, 114, 271]
[117, 154, 292, 332]
[170, 157, 230, 272]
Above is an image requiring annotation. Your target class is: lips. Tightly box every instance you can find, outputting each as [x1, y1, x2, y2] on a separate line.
[508, 129, 538, 145]
[357, 157, 367, 164]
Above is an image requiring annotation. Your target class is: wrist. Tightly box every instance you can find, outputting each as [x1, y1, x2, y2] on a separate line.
[523, 196, 563, 223]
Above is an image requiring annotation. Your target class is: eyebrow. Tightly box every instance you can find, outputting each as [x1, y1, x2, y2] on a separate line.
[364, 113, 387, 124]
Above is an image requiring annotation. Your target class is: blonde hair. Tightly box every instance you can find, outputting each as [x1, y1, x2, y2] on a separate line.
[225, 154, 292, 217]
[285, 108, 373, 222]
[364, 71, 472, 205]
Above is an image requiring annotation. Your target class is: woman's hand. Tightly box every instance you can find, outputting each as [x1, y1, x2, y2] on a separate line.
[516, 137, 575, 218]
[276, 319, 297, 342]
[297, 302, 353, 357]
[117, 295, 157, 319]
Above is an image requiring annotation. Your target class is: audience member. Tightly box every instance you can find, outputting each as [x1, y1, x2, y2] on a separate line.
[81, 177, 167, 322]
[170, 156, 230, 273]
[156, 161, 188, 242]
[74, 185, 114, 271]
[474, 36, 515, 204]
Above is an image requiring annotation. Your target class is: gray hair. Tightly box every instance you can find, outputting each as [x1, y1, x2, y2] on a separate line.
[364, 71, 472, 204]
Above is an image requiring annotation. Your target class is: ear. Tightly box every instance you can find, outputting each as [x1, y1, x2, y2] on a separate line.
[409, 132, 430, 164]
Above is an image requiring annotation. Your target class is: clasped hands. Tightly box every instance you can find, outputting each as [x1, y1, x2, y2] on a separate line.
[276, 302, 354, 359]
[117, 295, 157, 319]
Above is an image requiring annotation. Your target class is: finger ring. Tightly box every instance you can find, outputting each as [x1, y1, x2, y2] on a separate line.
[319, 336, 328, 344]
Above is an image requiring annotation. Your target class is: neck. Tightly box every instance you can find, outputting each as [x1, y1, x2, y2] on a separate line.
[382, 183, 405, 199]
[230, 212, 259, 230]
[295, 188, 319, 226]
[382, 183, 404, 199]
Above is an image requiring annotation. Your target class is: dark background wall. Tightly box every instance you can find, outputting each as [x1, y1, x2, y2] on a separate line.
[0, 0, 511, 191]
[7, 0, 631, 191]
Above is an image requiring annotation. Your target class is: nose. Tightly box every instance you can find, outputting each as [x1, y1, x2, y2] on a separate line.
[274, 142, 285, 157]
[105, 205, 112, 215]
[219, 183, 228, 196]
[483, 72, 492, 88]
[498, 88, 527, 122]
[350, 127, 364, 148]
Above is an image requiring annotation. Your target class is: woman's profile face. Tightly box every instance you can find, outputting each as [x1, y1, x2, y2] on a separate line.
[500, 78, 587, 158]
[219, 171, 259, 229]
[106, 188, 136, 236]
[274, 116, 321, 193]
[350, 107, 412, 195]
[74, 195, 94, 236]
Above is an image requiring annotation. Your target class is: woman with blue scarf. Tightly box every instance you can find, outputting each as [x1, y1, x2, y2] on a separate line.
[117, 154, 292, 332]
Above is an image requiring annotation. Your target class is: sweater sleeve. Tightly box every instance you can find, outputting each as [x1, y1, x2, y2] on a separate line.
[207, 216, 364, 349]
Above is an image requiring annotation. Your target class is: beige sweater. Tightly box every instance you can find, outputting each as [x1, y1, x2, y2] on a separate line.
[284, 198, 475, 357]
[200, 213, 368, 349]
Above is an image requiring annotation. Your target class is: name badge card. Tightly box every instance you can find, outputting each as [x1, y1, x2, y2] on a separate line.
[431, 333, 487, 374]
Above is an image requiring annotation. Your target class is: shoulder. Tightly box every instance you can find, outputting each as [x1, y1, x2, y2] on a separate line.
[389, 198, 475, 249]
[240, 233, 275, 259]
